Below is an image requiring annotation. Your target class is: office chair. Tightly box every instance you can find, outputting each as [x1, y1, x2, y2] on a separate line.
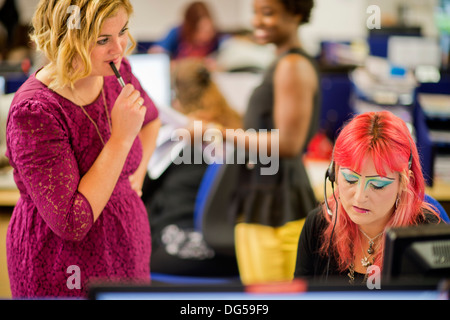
[425, 194, 450, 224]
[151, 163, 241, 285]
[194, 163, 239, 257]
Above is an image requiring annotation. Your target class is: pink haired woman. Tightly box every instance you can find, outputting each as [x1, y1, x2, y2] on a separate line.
[294, 111, 442, 284]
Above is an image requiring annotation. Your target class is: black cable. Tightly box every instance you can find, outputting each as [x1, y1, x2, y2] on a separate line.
[325, 182, 338, 282]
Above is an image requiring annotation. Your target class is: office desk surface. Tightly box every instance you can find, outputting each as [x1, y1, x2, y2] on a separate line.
[0, 189, 19, 207]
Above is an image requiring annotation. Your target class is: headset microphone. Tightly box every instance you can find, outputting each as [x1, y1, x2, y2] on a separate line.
[324, 160, 335, 216]
[324, 158, 337, 280]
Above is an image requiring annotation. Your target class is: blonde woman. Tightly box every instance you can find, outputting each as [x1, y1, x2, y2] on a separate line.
[5, 0, 160, 298]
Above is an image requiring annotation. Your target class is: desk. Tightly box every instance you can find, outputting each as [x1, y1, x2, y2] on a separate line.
[0, 168, 18, 298]
[0, 202, 13, 299]
[304, 158, 331, 202]
[425, 178, 450, 202]
[0, 189, 19, 207]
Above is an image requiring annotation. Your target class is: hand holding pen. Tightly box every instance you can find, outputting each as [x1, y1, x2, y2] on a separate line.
[110, 62, 144, 107]
[109, 62, 146, 145]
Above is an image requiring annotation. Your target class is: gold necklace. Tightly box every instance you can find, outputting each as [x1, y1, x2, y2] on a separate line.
[348, 263, 370, 285]
[359, 228, 384, 255]
[359, 238, 375, 268]
[348, 230, 383, 284]
[71, 84, 112, 146]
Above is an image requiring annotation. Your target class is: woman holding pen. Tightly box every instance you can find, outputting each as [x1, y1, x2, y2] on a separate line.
[5, 0, 160, 298]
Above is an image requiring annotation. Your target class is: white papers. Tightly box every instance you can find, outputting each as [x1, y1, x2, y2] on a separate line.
[418, 93, 450, 118]
[350, 57, 417, 106]
[147, 106, 189, 180]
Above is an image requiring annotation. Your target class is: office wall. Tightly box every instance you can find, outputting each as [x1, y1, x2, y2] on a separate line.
[129, 0, 371, 56]
[114, 0, 439, 57]
[8, 0, 439, 57]
[130, 0, 246, 40]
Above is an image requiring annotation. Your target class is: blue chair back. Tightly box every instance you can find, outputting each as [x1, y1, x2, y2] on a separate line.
[193, 163, 239, 257]
[194, 163, 223, 232]
[425, 194, 449, 223]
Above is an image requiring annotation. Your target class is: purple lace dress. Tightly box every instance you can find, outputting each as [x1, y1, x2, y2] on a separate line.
[5, 59, 158, 298]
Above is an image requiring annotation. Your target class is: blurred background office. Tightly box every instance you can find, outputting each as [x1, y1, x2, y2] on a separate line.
[1, 0, 450, 298]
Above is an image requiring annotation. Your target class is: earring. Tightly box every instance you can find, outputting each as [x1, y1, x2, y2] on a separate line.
[395, 196, 400, 209]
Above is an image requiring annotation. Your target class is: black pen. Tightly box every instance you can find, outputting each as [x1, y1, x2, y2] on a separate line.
[109, 62, 126, 87]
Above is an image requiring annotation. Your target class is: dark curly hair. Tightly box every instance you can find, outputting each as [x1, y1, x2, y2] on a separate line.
[279, 0, 314, 25]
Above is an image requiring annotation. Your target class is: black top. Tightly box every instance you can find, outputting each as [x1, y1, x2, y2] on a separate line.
[229, 47, 321, 227]
[294, 206, 442, 284]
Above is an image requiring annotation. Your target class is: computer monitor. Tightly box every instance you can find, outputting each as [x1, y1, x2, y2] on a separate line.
[88, 281, 444, 301]
[383, 223, 450, 284]
[127, 53, 172, 108]
[0, 76, 4, 95]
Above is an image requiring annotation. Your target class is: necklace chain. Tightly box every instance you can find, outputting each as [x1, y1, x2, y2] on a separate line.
[348, 229, 385, 284]
[359, 228, 384, 254]
[358, 228, 384, 269]
[71, 83, 112, 146]
[359, 228, 384, 243]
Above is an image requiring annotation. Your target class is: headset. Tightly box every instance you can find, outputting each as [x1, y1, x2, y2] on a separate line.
[324, 160, 336, 217]
[324, 157, 337, 280]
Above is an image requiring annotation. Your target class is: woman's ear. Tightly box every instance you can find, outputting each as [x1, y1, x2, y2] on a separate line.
[398, 169, 413, 194]
[407, 169, 415, 190]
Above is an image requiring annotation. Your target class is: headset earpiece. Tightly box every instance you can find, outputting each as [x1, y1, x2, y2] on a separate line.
[408, 150, 413, 170]
[327, 160, 336, 183]
[324, 160, 335, 216]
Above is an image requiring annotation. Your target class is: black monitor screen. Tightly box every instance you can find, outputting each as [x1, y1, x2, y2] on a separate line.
[383, 223, 450, 284]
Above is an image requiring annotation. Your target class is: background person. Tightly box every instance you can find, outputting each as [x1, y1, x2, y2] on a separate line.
[5, 0, 160, 298]
[142, 58, 241, 277]
[294, 111, 442, 284]
[147, 1, 227, 69]
[225, 0, 320, 285]
[0, 0, 19, 60]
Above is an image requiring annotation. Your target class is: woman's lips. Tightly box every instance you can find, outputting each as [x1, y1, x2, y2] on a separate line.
[108, 57, 121, 65]
[353, 206, 369, 214]
[254, 29, 269, 40]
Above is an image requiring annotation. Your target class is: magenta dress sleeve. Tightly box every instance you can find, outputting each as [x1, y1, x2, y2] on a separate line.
[6, 99, 94, 241]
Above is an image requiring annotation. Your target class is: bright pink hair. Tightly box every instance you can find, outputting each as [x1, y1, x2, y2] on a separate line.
[320, 111, 440, 272]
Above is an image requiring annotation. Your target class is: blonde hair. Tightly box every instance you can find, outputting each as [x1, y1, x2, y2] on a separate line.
[30, 0, 136, 89]
[172, 58, 242, 129]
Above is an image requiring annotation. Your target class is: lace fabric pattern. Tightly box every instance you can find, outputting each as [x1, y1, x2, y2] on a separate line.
[5, 59, 158, 298]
